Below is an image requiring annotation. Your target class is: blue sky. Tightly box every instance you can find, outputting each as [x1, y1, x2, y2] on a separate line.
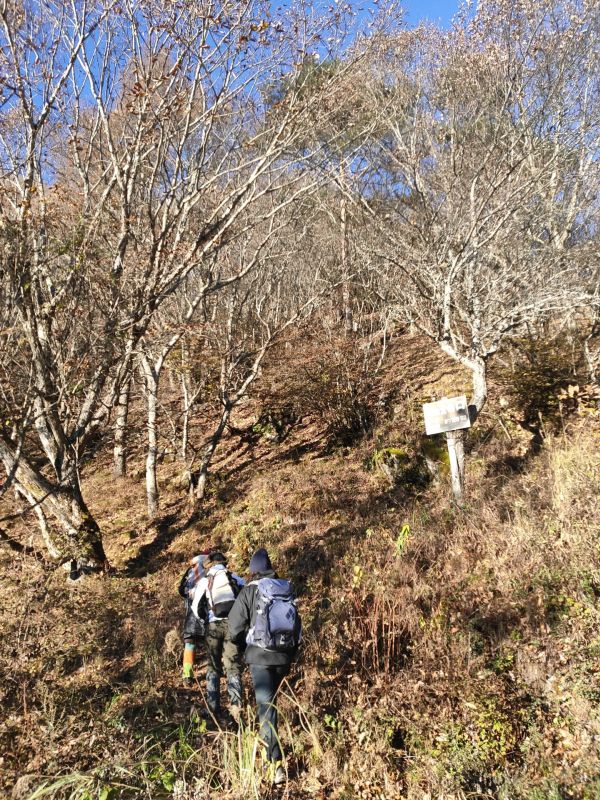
[403, 0, 460, 27]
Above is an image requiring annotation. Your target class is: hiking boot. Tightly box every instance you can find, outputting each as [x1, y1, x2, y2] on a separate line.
[272, 765, 286, 786]
[223, 710, 240, 731]
[197, 707, 219, 730]
[227, 674, 243, 708]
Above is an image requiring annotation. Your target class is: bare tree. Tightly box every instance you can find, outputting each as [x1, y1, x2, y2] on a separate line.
[354, 1, 599, 497]
[186, 220, 330, 506]
[137, 227, 276, 518]
[0, 0, 387, 565]
[113, 371, 133, 478]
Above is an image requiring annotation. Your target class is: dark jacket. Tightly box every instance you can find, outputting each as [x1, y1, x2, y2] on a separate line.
[182, 602, 205, 642]
[228, 570, 298, 666]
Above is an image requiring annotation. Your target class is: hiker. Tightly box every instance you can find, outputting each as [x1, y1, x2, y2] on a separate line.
[191, 551, 245, 721]
[178, 551, 210, 687]
[228, 548, 302, 786]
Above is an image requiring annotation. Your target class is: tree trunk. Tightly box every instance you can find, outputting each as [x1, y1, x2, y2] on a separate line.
[181, 372, 192, 464]
[191, 404, 231, 505]
[437, 343, 488, 502]
[0, 435, 107, 568]
[469, 356, 488, 421]
[446, 430, 465, 504]
[15, 485, 61, 559]
[141, 359, 160, 518]
[113, 374, 132, 477]
[340, 194, 353, 336]
[450, 355, 487, 502]
[67, 470, 107, 567]
[583, 324, 599, 384]
[438, 343, 488, 421]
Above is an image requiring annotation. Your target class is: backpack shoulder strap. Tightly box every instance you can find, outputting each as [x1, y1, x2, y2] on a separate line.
[178, 569, 189, 598]
[254, 576, 271, 593]
[206, 574, 216, 610]
[226, 570, 241, 597]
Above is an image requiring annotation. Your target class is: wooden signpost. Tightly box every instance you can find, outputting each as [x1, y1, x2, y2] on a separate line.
[423, 396, 471, 502]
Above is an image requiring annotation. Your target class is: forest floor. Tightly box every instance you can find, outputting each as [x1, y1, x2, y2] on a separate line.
[1, 336, 599, 800]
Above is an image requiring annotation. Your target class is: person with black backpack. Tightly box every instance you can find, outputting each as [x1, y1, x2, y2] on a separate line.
[178, 550, 210, 687]
[228, 548, 302, 786]
[191, 551, 245, 721]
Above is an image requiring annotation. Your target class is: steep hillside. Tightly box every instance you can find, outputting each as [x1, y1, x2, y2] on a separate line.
[1, 338, 599, 800]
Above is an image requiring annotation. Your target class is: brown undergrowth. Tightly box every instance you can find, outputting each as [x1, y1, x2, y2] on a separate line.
[0, 350, 599, 800]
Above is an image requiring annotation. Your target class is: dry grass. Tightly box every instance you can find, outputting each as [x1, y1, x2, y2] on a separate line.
[0, 357, 599, 799]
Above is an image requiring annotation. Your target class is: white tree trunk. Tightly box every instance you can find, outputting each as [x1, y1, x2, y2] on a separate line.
[141, 357, 160, 518]
[180, 371, 193, 464]
[583, 325, 599, 384]
[340, 192, 353, 336]
[469, 356, 488, 421]
[437, 343, 489, 502]
[15, 485, 61, 559]
[446, 430, 465, 504]
[113, 374, 131, 477]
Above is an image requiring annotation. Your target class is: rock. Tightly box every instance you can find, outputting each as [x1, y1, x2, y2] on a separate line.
[164, 627, 180, 657]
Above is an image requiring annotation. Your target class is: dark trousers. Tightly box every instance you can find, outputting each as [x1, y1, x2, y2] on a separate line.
[249, 664, 289, 763]
[205, 620, 243, 714]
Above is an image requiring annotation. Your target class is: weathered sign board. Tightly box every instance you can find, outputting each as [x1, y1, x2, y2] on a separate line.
[422, 395, 471, 436]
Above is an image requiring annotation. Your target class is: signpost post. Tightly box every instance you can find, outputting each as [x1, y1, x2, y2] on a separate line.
[422, 396, 471, 503]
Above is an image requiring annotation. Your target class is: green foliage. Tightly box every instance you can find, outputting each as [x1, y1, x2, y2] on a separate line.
[395, 524, 410, 556]
[583, 779, 600, 799]
[323, 712, 343, 734]
[430, 722, 481, 779]
[427, 696, 520, 788]
[4, 339, 600, 800]
[367, 446, 430, 487]
[420, 435, 450, 467]
[369, 446, 409, 468]
[352, 562, 364, 589]
[26, 775, 129, 800]
[149, 764, 175, 793]
[490, 648, 515, 674]
[474, 698, 518, 764]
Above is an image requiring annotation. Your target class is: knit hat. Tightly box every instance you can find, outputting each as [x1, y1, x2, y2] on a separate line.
[205, 551, 227, 567]
[249, 548, 272, 575]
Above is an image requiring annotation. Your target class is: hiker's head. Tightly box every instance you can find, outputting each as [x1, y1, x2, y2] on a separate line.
[191, 549, 210, 565]
[205, 551, 227, 569]
[249, 547, 272, 577]
[191, 551, 210, 576]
